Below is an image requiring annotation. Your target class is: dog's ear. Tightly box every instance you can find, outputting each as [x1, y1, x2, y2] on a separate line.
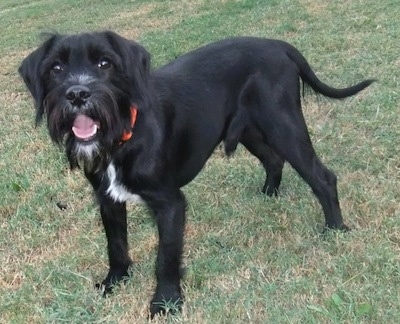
[103, 31, 151, 104]
[19, 34, 59, 125]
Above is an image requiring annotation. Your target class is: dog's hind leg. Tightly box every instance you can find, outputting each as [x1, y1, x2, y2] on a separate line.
[239, 127, 284, 197]
[242, 74, 349, 231]
[225, 83, 284, 196]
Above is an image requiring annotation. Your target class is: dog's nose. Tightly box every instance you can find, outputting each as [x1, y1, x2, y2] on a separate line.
[65, 85, 91, 104]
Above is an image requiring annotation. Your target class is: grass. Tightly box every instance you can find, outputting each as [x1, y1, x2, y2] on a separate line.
[0, 0, 399, 322]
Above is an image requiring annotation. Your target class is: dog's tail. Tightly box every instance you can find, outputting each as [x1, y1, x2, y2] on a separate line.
[286, 47, 375, 99]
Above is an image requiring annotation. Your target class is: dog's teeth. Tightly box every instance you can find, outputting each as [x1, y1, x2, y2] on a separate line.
[90, 124, 98, 136]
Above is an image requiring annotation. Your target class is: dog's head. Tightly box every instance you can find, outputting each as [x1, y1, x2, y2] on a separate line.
[19, 31, 151, 166]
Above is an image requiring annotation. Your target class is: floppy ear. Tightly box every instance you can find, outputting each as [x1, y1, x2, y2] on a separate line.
[19, 34, 59, 125]
[103, 31, 151, 105]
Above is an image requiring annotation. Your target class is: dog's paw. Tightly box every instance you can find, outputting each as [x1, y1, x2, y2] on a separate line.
[322, 223, 351, 234]
[95, 268, 131, 296]
[150, 286, 183, 319]
[262, 185, 279, 197]
[262, 181, 280, 197]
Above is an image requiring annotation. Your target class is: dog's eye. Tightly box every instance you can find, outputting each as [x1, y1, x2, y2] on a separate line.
[97, 59, 112, 70]
[51, 63, 64, 74]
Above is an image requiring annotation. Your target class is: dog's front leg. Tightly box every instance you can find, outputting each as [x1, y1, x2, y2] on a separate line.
[98, 198, 133, 294]
[147, 189, 186, 318]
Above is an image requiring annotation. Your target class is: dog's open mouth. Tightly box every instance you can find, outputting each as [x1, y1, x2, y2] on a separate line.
[72, 114, 100, 141]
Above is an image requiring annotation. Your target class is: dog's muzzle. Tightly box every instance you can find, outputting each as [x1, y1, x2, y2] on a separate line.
[65, 85, 101, 142]
[66, 85, 91, 105]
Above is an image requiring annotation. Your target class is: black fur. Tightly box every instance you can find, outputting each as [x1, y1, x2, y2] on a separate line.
[19, 32, 374, 317]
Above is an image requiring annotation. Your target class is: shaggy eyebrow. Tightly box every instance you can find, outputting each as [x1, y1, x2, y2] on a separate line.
[50, 45, 71, 64]
[87, 44, 120, 64]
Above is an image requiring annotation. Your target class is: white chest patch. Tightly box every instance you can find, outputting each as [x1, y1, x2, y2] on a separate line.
[106, 163, 144, 204]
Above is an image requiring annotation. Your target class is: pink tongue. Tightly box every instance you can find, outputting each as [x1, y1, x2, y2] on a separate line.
[72, 115, 98, 140]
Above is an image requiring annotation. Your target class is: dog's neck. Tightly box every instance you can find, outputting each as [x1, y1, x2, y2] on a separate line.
[119, 105, 138, 144]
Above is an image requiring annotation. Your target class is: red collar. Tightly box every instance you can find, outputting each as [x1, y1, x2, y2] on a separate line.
[119, 105, 138, 144]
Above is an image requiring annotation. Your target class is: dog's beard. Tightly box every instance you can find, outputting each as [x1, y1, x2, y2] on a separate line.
[44, 82, 132, 168]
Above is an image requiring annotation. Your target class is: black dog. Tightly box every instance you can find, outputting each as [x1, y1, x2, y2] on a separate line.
[19, 31, 373, 317]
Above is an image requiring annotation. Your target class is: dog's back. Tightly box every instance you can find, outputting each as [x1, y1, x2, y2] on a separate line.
[153, 37, 373, 162]
[156, 36, 373, 97]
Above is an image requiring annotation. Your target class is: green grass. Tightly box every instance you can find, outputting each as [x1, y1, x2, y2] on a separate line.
[1, 0, 399, 322]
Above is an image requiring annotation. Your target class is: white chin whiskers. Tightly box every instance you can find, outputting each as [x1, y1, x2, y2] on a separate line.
[74, 141, 100, 161]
